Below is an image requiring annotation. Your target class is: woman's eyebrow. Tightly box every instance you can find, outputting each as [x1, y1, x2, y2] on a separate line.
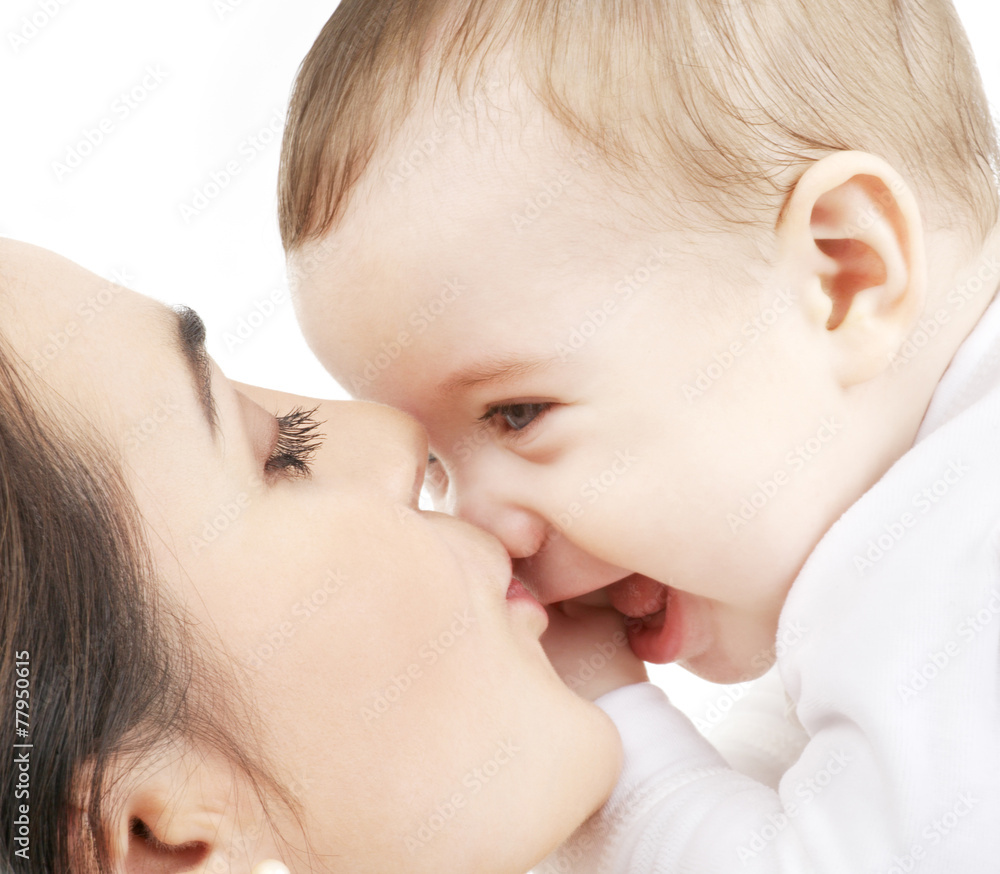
[171, 305, 219, 439]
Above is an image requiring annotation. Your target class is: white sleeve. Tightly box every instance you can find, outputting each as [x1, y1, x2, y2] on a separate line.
[674, 665, 807, 790]
[537, 667, 995, 874]
[536, 683, 812, 874]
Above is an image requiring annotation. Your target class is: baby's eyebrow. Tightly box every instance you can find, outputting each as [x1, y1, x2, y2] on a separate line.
[438, 354, 560, 395]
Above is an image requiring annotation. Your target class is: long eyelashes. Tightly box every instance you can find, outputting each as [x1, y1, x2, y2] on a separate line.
[265, 407, 325, 479]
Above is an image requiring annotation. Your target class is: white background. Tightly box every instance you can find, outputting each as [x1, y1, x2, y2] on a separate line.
[2, 0, 998, 715]
[1, 0, 342, 398]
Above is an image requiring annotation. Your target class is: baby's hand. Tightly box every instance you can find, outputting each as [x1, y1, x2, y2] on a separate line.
[542, 600, 648, 701]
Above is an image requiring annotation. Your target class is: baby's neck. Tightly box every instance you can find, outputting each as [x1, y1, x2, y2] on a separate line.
[877, 224, 1000, 451]
[921, 225, 999, 379]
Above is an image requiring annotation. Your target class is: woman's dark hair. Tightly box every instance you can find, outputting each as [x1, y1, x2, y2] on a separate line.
[0, 328, 286, 871]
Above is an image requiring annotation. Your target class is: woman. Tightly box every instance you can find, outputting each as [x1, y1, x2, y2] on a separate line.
[0, 238, 622, 873]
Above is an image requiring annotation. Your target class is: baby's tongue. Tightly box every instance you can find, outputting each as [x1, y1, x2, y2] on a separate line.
[607, 574, 673, 663]
[608, 574, 666, 617]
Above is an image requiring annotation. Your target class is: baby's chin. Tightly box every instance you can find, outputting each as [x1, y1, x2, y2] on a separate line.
[680, 653, 773, 684]
[677, 627, 779, 684]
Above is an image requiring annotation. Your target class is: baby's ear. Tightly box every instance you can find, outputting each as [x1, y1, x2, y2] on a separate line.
[777, 151, 927, 386]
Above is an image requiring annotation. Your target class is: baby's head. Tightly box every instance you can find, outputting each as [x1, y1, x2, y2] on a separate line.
[281, 0, 1000, 681]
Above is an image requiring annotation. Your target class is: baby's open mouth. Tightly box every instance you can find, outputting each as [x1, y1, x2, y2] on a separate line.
[552, 572, 684, 663]
[607, 573, 681, 664]
[608, 573, 668, 619]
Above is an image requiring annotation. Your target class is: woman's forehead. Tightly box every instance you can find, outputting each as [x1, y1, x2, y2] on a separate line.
[0, 242, 189, 443]
[1, 240, 133, 338]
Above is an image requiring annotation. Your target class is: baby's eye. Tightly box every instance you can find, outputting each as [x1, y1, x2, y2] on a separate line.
[423, 454, 450, 506]
[481, 402, 551, 433]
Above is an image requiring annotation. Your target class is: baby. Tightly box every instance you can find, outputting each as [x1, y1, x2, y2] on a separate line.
[278, 0, 1000, 870]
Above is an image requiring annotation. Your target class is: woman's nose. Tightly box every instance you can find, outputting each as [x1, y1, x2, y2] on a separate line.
[337, 401, 429, 505]
[237, 382, 429, 505]
[376, 405, 429, 506]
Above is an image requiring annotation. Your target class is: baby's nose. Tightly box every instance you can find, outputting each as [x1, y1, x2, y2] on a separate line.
[445, 459, 546, 558]
[452, 494, 549, 561]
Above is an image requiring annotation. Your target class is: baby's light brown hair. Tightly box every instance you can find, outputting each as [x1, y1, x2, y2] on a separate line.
[278, 0, 999, 252]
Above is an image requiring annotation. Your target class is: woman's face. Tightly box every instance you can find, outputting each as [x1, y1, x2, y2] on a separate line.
[4, 241, 620, 873]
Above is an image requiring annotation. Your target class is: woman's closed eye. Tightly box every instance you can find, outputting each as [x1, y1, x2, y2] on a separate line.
[480, 402, 552, 435]
[265, 407, 325, 479]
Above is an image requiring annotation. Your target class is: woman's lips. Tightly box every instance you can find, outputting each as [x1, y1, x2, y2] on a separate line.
[607, 574, 682, 664]
[507, 578, 549, 630]
[507, 578, 532, 600]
